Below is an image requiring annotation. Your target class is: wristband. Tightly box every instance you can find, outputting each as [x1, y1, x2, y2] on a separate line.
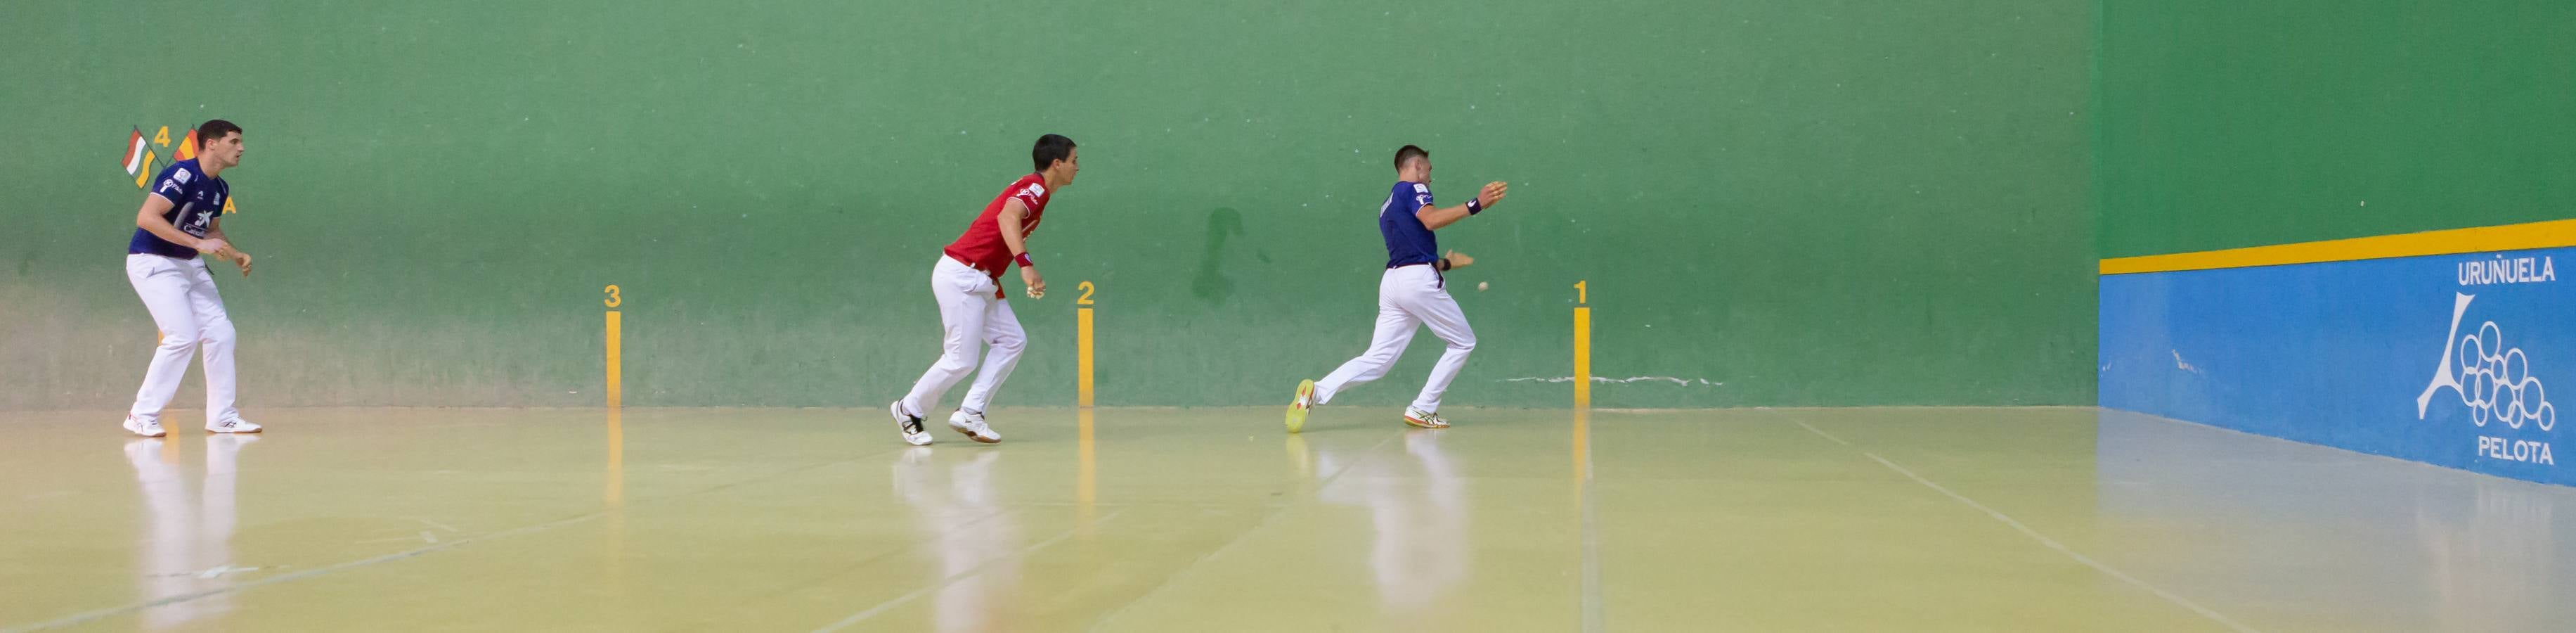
[1465, 198, 1483, 215]
[1014, 252, 1035, 268]
[1435, 257, 1452, 271]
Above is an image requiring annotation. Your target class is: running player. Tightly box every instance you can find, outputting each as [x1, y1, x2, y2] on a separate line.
[888, 134, 1080, 445]
[1287, 145, 1506, 432]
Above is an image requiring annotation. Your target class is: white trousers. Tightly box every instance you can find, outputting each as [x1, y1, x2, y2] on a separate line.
[125, 254, 238, 424]
[1316, 264, 1477, 413]
[901, 256, 1028, 416]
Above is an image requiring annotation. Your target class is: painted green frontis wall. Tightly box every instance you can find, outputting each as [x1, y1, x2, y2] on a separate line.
[5, 1, 2093, 409]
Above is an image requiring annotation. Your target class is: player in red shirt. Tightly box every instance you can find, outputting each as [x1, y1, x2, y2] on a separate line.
[888, 134, 1080, 445]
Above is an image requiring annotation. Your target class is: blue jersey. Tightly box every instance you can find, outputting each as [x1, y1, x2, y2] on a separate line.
[128, 159, 227, 259]
[1380, 181, 1439, 268]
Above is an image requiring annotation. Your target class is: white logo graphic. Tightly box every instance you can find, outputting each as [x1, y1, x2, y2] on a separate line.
[2419, 293, 2554, 431]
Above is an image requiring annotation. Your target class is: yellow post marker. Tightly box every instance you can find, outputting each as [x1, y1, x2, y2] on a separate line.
[605, 312, 622, 408]
[604, 285, 623, 410]
[604, 285, 626, 529]
[1077, 281, 1096, 408]
[1573, 280, 1591, 409]
[1076, 281, 1099, 535]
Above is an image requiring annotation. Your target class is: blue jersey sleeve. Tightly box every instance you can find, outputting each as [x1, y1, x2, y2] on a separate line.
[149, 162, 218, 237]
[1410, 182, 1434, 212]
[148, 162, 197, 207]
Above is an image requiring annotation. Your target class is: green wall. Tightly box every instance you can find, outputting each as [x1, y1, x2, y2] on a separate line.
[2097, 0, 2576, 258]
[4, 0, 2094, 410]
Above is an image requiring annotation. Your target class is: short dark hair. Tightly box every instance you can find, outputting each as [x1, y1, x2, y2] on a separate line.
[1394, 145, 1429, 170]
[1032, 134, 1076, 172]
[195, 120, 242, 151]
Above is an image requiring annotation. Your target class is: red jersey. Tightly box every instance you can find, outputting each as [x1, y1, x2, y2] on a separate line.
[943, 174, 1052, 282]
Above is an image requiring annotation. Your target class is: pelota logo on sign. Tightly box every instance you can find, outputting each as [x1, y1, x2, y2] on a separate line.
[2419, 293, 2555, 464]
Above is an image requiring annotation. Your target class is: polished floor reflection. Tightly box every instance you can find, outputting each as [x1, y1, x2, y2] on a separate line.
[2, 407, 2572, 632]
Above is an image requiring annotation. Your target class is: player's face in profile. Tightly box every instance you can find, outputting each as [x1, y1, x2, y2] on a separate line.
[1056, 148, 1080, 185]
[203, 132, 244, 168]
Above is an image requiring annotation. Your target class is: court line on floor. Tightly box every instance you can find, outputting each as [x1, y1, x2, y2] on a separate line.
[4, 511, 606, 633]
[1794, 421, 1851, 446]
[808, 506, 1136, 632]
[1790, 420, 2263, 633]
[5, 451, 893, 633]
[1081, 430, 1405, 632]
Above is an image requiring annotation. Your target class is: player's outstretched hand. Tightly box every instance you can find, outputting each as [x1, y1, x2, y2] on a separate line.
[1021, 266, 1047, 299]
[226, 249, 253, 277]
[1477, 181, 1508, 209]
[1445, 250, 1475, 269]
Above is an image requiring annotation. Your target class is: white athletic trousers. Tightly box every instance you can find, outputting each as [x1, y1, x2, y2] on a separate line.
[126, 254, 239, 425]
[901, 255, 1028, 416]
[1315, 264, 1477, 413]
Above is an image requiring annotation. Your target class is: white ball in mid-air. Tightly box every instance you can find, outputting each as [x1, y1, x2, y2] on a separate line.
[1477, 281, 1489, 292]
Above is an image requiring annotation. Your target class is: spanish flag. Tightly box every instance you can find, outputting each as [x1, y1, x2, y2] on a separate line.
[174, 129, 198, 162]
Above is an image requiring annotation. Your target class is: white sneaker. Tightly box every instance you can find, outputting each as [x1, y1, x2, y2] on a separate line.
[891, 402, 933, 446]
[1402, 408, 1450, 430]
[122, 414, 166, 437]
[947, 409, 1001, 444]
[207, 417, 262, 434]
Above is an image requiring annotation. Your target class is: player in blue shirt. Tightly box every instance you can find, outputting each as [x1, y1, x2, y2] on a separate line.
[122, 120, 259, 437]
[1287, 145, 1508, 431]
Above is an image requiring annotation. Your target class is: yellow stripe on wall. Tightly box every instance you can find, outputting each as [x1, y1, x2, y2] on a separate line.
[2101, 218, 2576, 275]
